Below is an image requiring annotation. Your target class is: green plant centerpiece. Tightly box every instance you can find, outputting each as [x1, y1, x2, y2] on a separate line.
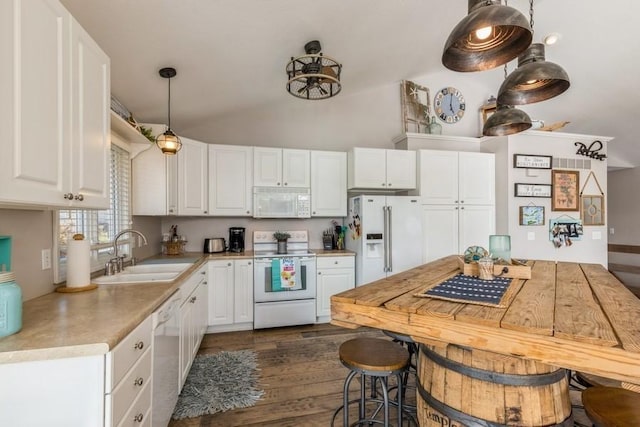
[273, 231, 291, 242]
[273, 231, 291, 254]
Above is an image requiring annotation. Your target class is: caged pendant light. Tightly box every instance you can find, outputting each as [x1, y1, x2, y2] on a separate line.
[442, 0, 532, 72]
[155, 67, 182, 155]
[497, 0, 570, 105]
[286, 40, 342, 100]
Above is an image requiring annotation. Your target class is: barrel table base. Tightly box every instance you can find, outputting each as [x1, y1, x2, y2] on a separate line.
[417, 343, 573, 426]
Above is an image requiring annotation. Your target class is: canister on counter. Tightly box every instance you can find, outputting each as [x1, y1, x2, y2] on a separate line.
[0, 272, 22, 337]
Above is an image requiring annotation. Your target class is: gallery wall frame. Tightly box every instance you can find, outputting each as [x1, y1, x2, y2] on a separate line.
[514, 183, 552, 198]
[513, 154, 553, 169]
[552, 170, 580, 211]
[519, 206, 545, 226]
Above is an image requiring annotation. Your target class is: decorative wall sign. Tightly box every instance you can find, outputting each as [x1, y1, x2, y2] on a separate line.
[514, 183, 552, 198]
[575, 140, 607, 161]
[552, 170, 579, 211]
[519, 206, 545, 226]
[401, 80, 430, 133]
[580, 171, 605, 226]
[549, 216, 583, 248]
[514, 154, 552, 169]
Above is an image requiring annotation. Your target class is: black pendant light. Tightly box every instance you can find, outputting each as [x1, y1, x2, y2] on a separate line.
[286, 40, 342, 100]
[443, 0, 532, 72]
[496, 1, 570, 105]
[483, 104, 532, 136]
[155, 67, 182, 155]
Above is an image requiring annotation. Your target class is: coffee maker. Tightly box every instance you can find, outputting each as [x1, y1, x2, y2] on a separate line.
[228, 227, 246, 253]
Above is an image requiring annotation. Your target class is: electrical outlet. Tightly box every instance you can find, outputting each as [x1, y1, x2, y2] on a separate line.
[527, 232, 535, 241]
[41, 249, 51, 270]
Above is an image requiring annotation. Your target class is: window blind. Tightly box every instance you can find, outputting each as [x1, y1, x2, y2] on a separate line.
[55, 145, 132, 283]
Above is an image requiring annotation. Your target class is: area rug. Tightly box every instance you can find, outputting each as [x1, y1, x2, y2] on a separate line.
[172, 350, 264, 420]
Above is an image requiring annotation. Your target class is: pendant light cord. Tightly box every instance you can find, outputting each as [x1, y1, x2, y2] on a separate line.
[167, 77, 172, 129]
[529, 0, 534, 34]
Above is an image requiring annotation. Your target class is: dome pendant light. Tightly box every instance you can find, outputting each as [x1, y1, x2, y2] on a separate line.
[442, 0, 532, 72]
[483, 104, 532, 136]
[496, 1, 570, 105]
[155, 67, 182, 155]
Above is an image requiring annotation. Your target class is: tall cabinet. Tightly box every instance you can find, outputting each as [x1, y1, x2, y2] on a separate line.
[416, 150, 495, 262]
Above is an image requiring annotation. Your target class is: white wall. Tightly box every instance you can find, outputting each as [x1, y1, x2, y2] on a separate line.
[607, 167, 640, 272]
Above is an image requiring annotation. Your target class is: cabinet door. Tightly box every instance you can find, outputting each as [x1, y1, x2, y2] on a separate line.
[282, 149, 310, 187]
[207, 261, 234, 326]
[132, 145, 168, 215]
[193, 282, 208, 357]
[177, 137, 208, 215]
[348, 148, 387, 189]
[311, 151, 347, 217]
[458, 152, 495, 205]
[316, 267, 355, 318]
[459, 205, 495, 253]
[385, 150, 416, 189]
[233, 259, 254, 323]
[0, 0, 69, 206]
[417, 150, 459, 204]
[167, 155, 178, 215]
[253, 147, 282, 187]
[69, 18, 110, 209]
[208, 145, 253, 216]
[178, 298, 193, 389]
[422, 205, 459, 263]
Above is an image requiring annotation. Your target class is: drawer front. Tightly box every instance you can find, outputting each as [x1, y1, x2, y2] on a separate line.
[110, 315, 152, 388]
[115, 379, 152, 427]
[108, 347, 152, 425]
[317, 256, 355, 269]
[181, 265, 207, 299]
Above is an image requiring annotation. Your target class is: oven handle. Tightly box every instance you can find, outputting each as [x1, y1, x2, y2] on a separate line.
[254, 257, 316, 263]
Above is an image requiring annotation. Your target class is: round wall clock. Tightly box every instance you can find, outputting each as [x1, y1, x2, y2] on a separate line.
[434, 87, 466, 123]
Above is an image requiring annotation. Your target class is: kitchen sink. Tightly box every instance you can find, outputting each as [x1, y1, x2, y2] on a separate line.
[93, 271, 182, 285]
[123, 263, 192, 274]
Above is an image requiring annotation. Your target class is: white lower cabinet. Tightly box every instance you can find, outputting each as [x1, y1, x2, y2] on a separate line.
[179, 264, 208, 389]
[316, 256, 355, 322]
[207, 259, 254, 332]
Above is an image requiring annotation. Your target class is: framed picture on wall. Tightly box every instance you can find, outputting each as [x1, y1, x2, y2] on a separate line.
[582, 195, 605, 226]
[514, 183, 552, 198]
[513, 154, 552, 169]
[552, 170, 580, 211]
[519, 206, 545, 226]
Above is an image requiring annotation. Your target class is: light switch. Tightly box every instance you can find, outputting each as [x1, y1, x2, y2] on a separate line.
[527, 232, 535, 241]
[592, 231, 602, 240]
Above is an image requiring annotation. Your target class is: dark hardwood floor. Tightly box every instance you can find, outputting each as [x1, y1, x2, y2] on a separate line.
[168, 323, 406, 427]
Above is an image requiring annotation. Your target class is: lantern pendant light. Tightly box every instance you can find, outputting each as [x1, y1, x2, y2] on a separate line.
[497, 1, 570, 105]
[442, 0, 532, 72]
[155, 67, 182, 155]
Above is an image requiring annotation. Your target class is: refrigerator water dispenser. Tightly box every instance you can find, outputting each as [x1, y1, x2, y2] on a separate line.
[365, 233, 383, 258]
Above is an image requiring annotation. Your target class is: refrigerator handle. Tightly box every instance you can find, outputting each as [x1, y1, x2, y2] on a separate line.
[383, 206, 389, 272]
[387, 206, 393, 273]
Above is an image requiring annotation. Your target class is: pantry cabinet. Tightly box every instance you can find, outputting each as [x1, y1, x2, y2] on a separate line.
[310, 150, 347, 217]
[316, 255, 355, 321]
[254, 147, 310, 187]
[347, 148, 416, 190]
[208, 144, 253, 216]
[207, 259, 254, 332]
[0, 0, 110, 209]
[416, 150, 495, 262]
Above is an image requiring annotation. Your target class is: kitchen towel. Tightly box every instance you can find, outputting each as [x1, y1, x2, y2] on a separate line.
[279, 258, 296, 289]
[66, 238, 91, 288]
[271, 259, 282, 291]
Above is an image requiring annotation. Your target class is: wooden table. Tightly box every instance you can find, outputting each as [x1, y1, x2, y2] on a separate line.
[331, 256, 640, 426]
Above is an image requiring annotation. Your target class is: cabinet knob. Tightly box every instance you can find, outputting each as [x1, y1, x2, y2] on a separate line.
[334, 261, 339, 264]
[460, 200, 464, 203]
[246, 210, 250, 214]
[204, 210, 208, 214]
[455, 200, 458, 204]
[248, 261, 251, 265]
[228, 262, 232, 266]
[190, 296, 197, 303]
[134, 377, 144, 387]
[460, 207, 465, 210]
[318, 272, 322, 275]
[284, 182, 288, 186]
[277, 182, 281, 186]
[381, 183, 386, 187]
[388, 183, 392, 187]
[134, 341, 144, 350]
[63, 193, 74, 200]
[74, 194, 84, 201]
[169, 209, 174, 213]
[133, 413, 144, 423]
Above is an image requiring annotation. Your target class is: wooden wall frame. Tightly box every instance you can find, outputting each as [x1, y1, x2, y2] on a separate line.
[513, 154, 552, 169]
[515, 183, 552, 198]
[552, 170, 580, 211]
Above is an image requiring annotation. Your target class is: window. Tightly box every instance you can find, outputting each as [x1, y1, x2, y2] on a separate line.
[55, 144, 131, 283]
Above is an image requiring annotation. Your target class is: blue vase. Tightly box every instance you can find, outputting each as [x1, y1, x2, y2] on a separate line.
[0, 272, 22, 337]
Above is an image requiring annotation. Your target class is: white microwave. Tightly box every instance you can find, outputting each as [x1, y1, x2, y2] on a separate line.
[253, 187, 311, 218]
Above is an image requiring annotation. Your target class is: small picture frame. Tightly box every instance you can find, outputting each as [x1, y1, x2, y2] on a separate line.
[513, 154, 553, 169]
[519, 206, 545, 226]
[514, 183, 552, 198]
[581, 195, 605, 226]
[552, 170, 580, 211]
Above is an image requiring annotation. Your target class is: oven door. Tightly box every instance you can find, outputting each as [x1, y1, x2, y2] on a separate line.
[254, 256, 316, 302]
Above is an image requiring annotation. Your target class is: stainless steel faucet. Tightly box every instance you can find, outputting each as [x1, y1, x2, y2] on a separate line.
[106, 229, 148, 274]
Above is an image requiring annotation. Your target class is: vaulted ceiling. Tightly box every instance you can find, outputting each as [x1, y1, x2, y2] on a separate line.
[60, 0, 640, 167]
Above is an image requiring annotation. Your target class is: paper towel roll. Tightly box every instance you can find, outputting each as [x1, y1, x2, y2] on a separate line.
[66, 239, 91, 288]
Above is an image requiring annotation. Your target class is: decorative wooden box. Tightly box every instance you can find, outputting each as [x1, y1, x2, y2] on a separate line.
[457, 257, 532, 280]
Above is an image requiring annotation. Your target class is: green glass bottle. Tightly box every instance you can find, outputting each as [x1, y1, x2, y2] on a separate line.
[428, 116, 442, 135]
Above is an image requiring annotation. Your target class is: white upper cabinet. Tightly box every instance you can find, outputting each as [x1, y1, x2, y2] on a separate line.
[0, 0, 110, 208]
[310, 150, 347, 217]
[254, 147, 310, 188]
[177, 137, 208, 215]
[208, 144, 253, 216]
[132, 144, 175, 215]
[347, 148, 416, 190]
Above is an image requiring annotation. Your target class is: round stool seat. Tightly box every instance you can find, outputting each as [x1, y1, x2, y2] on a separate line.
[575, 371, 622, 388]
[582, 386, 640, 426]
[339, 337, 409, 372]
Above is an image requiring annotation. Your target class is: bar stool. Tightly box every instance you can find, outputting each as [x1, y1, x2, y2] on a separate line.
[582, 386, 640, 426]
[382, 330, 418, 410]
[332, 337, 411, 426]
[574, 371, 622, 389]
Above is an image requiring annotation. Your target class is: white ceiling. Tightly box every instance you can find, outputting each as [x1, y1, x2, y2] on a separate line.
[60, 0, 640, 167]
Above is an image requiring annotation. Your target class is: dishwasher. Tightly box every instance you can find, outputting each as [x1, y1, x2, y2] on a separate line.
[152, 289, 182, 427]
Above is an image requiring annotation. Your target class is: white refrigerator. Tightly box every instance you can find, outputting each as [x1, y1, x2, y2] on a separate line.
[346, 195, 423, 286]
